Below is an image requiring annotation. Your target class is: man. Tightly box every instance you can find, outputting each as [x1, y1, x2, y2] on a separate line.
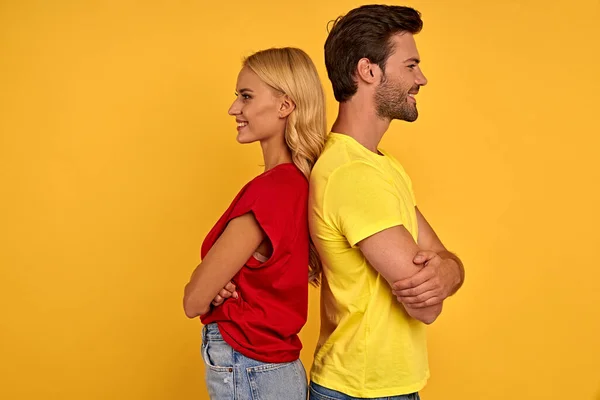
[308, 5, 465, 399]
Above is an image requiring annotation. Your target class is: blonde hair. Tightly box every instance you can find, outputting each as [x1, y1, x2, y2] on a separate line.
[244, 47, 326, 285]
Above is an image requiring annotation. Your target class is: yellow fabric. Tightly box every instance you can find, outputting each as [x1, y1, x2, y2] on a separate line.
[309, 133, 429, 397]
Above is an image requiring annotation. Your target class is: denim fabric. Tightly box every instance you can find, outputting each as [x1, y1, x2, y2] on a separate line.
[309, 381, 421, 400]
[201, 323, 307, 400]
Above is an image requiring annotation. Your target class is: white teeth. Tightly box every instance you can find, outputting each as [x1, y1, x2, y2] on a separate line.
[237, 122, 248, 127]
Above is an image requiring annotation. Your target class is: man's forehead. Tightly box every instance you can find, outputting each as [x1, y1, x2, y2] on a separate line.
[389, 32, 419, 57]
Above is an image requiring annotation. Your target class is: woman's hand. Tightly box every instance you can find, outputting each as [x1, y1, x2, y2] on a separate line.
[211, 281, 239, 307]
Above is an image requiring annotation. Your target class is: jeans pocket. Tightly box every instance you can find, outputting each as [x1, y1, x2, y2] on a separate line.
[201, 339, 233, 373]
[246, 359, 307, 400]
[201, 340, 234, 399]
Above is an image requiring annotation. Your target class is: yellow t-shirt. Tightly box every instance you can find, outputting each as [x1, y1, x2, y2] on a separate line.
[309, 133, 429, 397]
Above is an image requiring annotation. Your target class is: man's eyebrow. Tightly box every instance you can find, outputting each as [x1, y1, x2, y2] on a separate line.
[404, 57, 421, 64]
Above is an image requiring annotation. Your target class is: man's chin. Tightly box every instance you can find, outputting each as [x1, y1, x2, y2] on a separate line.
[396, 111, 419, 123]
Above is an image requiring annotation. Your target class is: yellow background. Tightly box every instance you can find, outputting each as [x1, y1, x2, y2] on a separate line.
[1, 0, 599, 399]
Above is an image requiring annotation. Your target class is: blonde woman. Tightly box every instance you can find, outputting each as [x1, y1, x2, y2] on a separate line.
[183, 47, 327, 399]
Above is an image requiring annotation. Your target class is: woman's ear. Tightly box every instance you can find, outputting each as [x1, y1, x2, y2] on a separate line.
[279, 95, 296, 118]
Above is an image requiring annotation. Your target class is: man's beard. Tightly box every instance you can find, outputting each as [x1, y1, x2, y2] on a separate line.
[375, 76, 419, 122]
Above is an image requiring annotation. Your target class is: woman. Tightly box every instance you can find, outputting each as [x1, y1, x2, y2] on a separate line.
[183, 47, 327, 400]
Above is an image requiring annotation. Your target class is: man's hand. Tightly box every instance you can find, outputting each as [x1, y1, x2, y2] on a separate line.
[211, 281, 238, 307]
[392, 250, 462, 308]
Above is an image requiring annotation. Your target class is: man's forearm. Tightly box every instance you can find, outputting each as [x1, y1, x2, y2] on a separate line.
[405, 302, 443, 325]
[438, 250, 464, 295]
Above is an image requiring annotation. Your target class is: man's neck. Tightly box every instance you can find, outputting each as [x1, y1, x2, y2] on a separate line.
[331, 98, 391, 153]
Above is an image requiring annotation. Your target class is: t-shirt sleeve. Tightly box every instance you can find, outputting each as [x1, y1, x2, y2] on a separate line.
[324, 161, 405, 247]
[226, 175, 299, 267]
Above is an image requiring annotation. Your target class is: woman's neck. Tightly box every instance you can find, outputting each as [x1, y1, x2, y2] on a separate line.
[260, 134, 292, 172]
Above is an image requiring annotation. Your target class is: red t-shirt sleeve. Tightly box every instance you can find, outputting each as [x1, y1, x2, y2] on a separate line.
[225, 174, 298, 268]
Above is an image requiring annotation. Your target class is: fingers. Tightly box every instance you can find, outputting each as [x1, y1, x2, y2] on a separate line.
[211, 295, 224, 306]
[218, 284, 237, 300]
[212, 282, 239, 307]
[413, 250, 438, 266]
[392, 267, 435, 291]
[400, 295, 443, 309]
[224, 282, 238, 299]
[396, 288, 438, 305]
[224, 281, 236, 293]
[393, 279, 435, 298]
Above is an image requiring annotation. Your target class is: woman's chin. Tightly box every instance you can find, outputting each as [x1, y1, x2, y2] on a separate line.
[236, 132, 259, 144]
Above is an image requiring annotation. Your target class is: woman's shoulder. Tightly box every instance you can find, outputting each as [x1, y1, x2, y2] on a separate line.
[255, 163, 306, 187]
[245, 164, 307, 200]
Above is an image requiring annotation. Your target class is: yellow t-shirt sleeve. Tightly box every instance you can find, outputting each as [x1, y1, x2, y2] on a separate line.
[324, 161, 405, 247]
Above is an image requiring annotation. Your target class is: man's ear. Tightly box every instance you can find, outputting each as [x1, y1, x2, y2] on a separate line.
[356, 58, 380, 84]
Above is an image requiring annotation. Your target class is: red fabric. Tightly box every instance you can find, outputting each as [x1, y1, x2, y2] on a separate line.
[200, 163, 309, 363]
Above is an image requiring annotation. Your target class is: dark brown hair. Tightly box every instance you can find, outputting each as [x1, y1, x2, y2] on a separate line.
[324, 5, 423, 102]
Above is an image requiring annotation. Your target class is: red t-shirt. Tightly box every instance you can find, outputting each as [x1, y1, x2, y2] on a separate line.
[200, 163, 309, 363]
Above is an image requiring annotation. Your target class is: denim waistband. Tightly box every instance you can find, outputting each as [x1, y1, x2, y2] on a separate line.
[202, 322, 223, 342]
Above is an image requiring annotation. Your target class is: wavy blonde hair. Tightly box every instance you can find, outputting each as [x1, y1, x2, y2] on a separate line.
[244, 47, 327, 285]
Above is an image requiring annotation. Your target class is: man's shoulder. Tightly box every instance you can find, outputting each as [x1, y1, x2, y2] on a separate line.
[312, 138, 378, 180]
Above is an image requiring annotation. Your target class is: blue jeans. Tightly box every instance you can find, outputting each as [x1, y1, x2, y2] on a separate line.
[309, 381, 421, 400]
[201, 323, 307, 400]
